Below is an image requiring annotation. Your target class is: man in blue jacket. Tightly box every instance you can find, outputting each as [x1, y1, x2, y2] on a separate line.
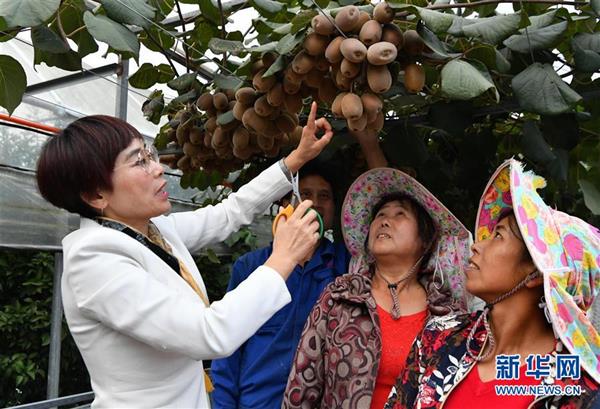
[210, 161, 351, 409]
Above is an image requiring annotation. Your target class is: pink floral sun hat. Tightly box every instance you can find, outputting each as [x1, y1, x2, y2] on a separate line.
[342, 167, 473, 312]
[476, 159, 600, 383]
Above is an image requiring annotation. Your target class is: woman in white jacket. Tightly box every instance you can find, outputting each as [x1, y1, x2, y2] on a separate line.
[35, 103, 333, 408]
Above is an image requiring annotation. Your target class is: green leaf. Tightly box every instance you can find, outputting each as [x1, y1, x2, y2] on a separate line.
[208, 38, 245, 54]
[592, 0, 600, 16]
[83, 11, 140, 58]
[579, 179, 600, 215]
[142, 90, 164, 125]
[276, 33, 302, 55]
[291, 10, 317, 34]
[139, 26, 175, 53]
[206, 248, 221, 264]
[156, 64, 175, 83]
[503, 21, 567, 53]
[521, 120, 556, 164]
[417, 21, 450, 58]
[148, 0, 175, 18]
[31, 25, 70, 53]
[34, 48, 82, 71]
[216, 110, 235, 126]
[462, 13, 521, 45]
[169, 89, 198, 107]
[511, 63, 582, 115]
[273, 23, 293, 35]
[167, 72, 197, 91]
[415, 6, 457, 34]
[572, 33, 600, 73]
[251, 0, 284, 15]
[213, 73, 245, 90]
[53, 0, 98, 58]
[101, 0, 156, 29]
[248, 42, 278, 54]
[199, 0, 222, 25]
[129, 63, 160, 89]
[0, 55, 26, 115]
[263, 55, 285, 77]
[495, 48, 511, 73]
[441, 59, 497, 101]
[527, 9, 557, 29]
[0, 0, 60, 27]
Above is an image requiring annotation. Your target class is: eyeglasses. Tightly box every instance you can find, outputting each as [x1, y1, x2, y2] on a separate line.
[115, 144, 160, 174]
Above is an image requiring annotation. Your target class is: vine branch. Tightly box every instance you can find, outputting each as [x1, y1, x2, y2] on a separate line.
[422, 0, 586, 11]
[143, 28, 180, 77]
[216, 0, 228, 66]
[174, 0, 190, 73]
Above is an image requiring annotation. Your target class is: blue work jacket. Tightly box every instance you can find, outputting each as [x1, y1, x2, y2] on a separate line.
[211, 239, 350, 409]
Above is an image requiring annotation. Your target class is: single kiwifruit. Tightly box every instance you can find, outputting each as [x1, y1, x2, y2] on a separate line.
[267, 107, 282, 120]
[292, 51, 315, 75]
[228, 100, 237, 111]
[251, 59, 265, 75]
[224, 88, 236, 101]
[233, 144, 253, 160]
[254, 95, 275, 117]
[304, 33, 329, 56]
[213, 92, 229, 110]
[404, 63, 425, 93]
[340, 38, 368, 63]
[403, 30, 424, 56]
[373, 2, 394, 24]
[233, 102, 248, 121]
[325, 36, 344, 64]
[235, 87, 258, 105]
[177, 155, 191, 172]
[262, 51, 278, 67]
[189, 126, 204, 145]
[267, 83, 285, 107]
[166, 128, 177, 142]
[319, 77, 338, 105]
[311, 14, 335, 36]
[335, 69, 352, 91]
[232, 127, 250, 149]
[367, 64, 392, 93]
[196, 92, 213, 111]
[331, 92, 348, 118]
[347, 112, 368, 131]
[354, 11, 371, 32]
[341, 92, 363, 120]
[203, 131, 212, 148]
[283, 77, 302, 95]
[367, 41, 398, 65]
[212, 127, 229, 149]
[340, 58, 361, 79]
[334, 5, 360, 32]
[305, 69, 324, 88]
[252, 69, 277, 92]
[314, 55, 330, 72]
[242, 107, 279, 137]
[284, 67, 305, 85]
[361, 92, 383, 117]
[204, 116, 218, 133]
[257, 133, 275, 151]
[359, 20, 382, 47]
[382, 24, 404, 49]
[367, 110, 384, 132]
[275, 112, 299, 133]
[176, 124, 190, 145]
[284, 92, 303, 113]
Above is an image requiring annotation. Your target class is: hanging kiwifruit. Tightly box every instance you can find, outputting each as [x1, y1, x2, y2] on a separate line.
[367, 111, 385, 132]
[254, 95, 275, 117]
[314, 55, 330, 72]
[275, 112, 299, 133]
[354, 11, 371, 32]
[284, 92, 303, 113]
[233, 144, 253, 160]
[284, 67, 305, 85]
[325, 36, 344, 64]
[403, 30, 424, 56]
[235, 87, 258, 105]
[334, 5, 360, 32]
[213, 92, 229, 110]
[292, 51, 315, 75]
[340, 38, 368, 63]
[252, 69, 277, 92]
[283, 77, 302, 94]
[203, 131, 212, 148]
[189, 126, 204, 145]
[262, 51, 278, 67]
[257, 133, 275, 151]
[304, 69, 323, 88]
[183, 141, 201, 157]
[331, 92, 348, 118]
[204, 116, 218, 133]
[404, 63, 425, 93]
[359, 20, 383, 47]
[319, 77, 338, 105]
[267, 83, 285, 107]
[211, 127, 230, 149]
[347, 112, 368, 132]
[341, 92, 363, 120]
[311, 14, 335, 36]
[367, 41, 398, 65]
[264, 143, 281, 158]
[373, 2, 395, 24]
[196, 92, 214, 111]
[367, 64, 392, 93]
[232, 127, 250, 149]
[233, 101, 248, 121]
[340, 58, 361, 79]
[382, 24, 404, 49]
[220, 118, 241, 133]
[361, 92, 383, 119]
[304, 33, 329, 56]
[177, 156, 192, 172]
[335, 70, 352, 91]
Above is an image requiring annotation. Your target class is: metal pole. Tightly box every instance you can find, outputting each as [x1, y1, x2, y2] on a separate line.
[115, 57, 129, 120]
[47, 252, 63, 400]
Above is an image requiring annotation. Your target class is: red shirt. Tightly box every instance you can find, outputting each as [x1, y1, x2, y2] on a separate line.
[370, 306, 428, 409]
[443, 362, 540, 409]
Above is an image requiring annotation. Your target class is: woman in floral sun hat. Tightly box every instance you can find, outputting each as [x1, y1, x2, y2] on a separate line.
[282, 167, 473, 409]
[385, 159, 600, 409]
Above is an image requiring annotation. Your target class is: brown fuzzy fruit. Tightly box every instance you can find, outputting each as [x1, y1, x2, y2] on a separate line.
[404, 63, 425, 93]
[305, 69, 324, 88]
[233, 144, 253, 160]
[347, 112, 368, 131]
[213, 92, 229, 110]
[315, 55, 330, 72]
[354, 11, 371, 32]
[340, 38, 368, 63]
[382, 24, 404, 49]
[242, 108, 276, 137]
[235, 87, 257, 105]
[262, 51, 278, 67]
[203, 132, 212, 148]
[334, 6, 360, 32]
[254, 95, 275, 117]
[403, 30, 424, 56]
[211, 127, 229, 149]
[367, 64, 392, 93]
[284, 92, 303, 113]
[189, 126, 204, 145]
[183, 141, 201, 157]
[252, 69, 277, 92]
[319, 77, 338, 105]
[196, 92, 213, 111]
[304, 33, 329, 56]
[275, 112, 298, 133]
[335, 70, 352, 91]
[373, 2, 395, 24]
[341, 92, 363, 120]
[233, 102, 248, 121]
[284, 68, 305, 85]
[367, 41, 398, 65]
[340, 58, 361, 79]
[232, 127, 250, 149]
[204, 116, 218, 133]
[220, 118, 240, 133]
[251, 60, 265, 75]
[267, 83, 285, 107]
[325, 36, 345, 64]
[257, 134, 275, 151]
[331, 92, 348, 118]
[311, 14, 335, 36]
[177, 156, 191, 172]
[367, 111, 384, 132]
[283, 77, 302, 95]
[359, 20, 383, 47]
[361, 92, 383, 116]
[292, 51, 315, 75]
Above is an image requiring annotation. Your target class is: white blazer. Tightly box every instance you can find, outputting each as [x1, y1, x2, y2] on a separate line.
[61, 163, 292, 408]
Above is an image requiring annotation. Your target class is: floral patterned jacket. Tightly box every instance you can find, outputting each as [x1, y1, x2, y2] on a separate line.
[385, 312, 600, 409]
[282, 270, 386, 409]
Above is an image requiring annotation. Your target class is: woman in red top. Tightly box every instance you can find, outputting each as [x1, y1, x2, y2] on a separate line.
[282, 167, 474, 408]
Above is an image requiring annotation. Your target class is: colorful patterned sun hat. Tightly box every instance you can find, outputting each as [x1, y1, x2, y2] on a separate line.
[476, 159, 600, 383]
[342, 167, 473, 310]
